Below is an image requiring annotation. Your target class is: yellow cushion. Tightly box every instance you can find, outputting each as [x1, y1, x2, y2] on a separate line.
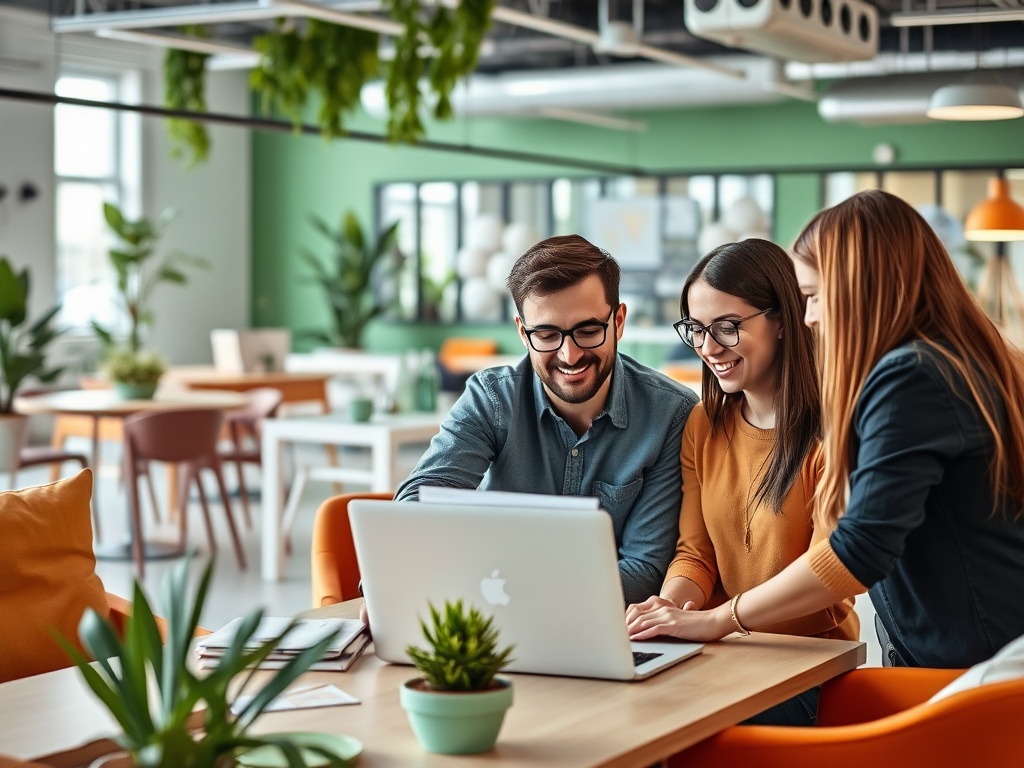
[0, 469, 109, 683]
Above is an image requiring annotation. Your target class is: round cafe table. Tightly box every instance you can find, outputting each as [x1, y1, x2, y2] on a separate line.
[14, 388, 249, 564]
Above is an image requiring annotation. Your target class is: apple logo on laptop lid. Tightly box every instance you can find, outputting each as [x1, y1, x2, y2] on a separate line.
[480, 570, 510, 606]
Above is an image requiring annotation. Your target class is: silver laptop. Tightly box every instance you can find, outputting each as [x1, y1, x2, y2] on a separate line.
[349, 499, 703, 681]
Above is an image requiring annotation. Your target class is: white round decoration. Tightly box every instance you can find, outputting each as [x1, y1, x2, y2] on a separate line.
[466, 213, 505, 254]
[723, 197, 768, 235]
[698, 222, 739, 255]
[456, 246, 490, 280]
[486, 251, 518, 292]
[460, 277, 503, 322]
[502, 222, 538, 259]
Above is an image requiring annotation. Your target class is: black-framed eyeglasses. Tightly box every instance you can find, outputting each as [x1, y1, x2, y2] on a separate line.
[673, 308, 772, 349]
[520, 307, 617, 353]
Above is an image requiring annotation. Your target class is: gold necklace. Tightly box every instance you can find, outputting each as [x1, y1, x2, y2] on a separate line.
[742, 453, 771, 553]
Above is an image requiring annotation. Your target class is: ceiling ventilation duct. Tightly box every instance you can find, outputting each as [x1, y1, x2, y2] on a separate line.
[684, 0, 878, 63]
[817, 72, 1024, 123]
[360, 59, 787, 121]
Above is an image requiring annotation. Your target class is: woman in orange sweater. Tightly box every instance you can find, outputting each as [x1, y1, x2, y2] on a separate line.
[627, 237, 858, 725]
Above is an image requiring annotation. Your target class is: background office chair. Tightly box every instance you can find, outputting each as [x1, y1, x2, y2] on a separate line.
[311, 491, 392, 608]
[123, 409, 246, 576]
[217, 387, 283, 527]
[670, 666, 1024, 768]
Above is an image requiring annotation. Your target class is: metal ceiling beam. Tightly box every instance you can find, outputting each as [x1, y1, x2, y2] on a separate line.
[50, 0, 400, 34]
[890, 6, 1024, 26]
[0, 85, 650, 176]
[95, 28, 257, 56]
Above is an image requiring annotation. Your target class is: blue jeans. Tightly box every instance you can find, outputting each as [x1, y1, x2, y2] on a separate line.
[741, 686, 820, 727]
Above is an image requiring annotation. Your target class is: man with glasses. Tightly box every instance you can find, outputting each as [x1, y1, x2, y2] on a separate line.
[395, 234, 698, 604]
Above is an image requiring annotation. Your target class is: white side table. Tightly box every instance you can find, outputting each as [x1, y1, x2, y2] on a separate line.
[260, 411, 444, 581]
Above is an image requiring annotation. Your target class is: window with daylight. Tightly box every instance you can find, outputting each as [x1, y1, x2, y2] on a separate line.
[53, 71, 140, 332]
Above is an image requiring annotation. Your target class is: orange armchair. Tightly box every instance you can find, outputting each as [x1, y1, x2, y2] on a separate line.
[105, 592, 211, 640]
[671, 667, 1024, 768]
[311, 492, 393, 608]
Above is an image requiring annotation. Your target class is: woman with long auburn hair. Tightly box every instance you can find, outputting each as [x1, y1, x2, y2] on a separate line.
[628, 191, 1024, 670]
[626, 239, 858, 725]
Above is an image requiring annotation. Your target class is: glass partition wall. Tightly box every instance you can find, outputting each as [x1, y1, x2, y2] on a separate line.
[378, 173, 774, 326]
[378, 167, 1024, 330]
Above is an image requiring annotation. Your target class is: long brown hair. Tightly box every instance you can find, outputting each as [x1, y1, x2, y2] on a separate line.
[793, 189, 1024, 528]
[680, 239, 821, 514]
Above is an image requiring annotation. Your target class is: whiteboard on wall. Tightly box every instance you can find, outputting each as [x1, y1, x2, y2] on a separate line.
[586, 198, 662, 270]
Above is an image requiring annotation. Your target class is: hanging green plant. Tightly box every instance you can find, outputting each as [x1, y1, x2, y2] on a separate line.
[384, 0, 428, 143]
[164, 25, 211, 167]
[251, 19, 379, 138]
[383, 0, 495, 143]
[251, 20, 311, 128]
[427, 0, 495, 121]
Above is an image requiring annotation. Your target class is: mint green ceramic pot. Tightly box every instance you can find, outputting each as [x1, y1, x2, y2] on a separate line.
[112, 382, 158, 400]
[400, 677, 513, 754]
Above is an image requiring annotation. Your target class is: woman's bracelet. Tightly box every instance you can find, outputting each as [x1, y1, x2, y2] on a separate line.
[730, 593, 752, 636]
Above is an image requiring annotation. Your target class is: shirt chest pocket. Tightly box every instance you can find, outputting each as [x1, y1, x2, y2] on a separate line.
[591, 477, 644, 540]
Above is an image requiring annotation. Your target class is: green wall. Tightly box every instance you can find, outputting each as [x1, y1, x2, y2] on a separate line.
[252, 99, 1024, 354]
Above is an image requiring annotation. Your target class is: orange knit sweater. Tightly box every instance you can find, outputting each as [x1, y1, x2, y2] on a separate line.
[664, 403, 859, 641]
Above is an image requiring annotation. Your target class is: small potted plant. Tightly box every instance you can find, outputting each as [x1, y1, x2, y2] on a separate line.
[60, 554, 358, 768]
[401, 600, 515, 755]
[102, 347, 167, 401]
[0, 256, 63, 468]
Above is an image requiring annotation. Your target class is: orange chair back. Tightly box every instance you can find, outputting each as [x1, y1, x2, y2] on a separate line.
[674, 667, 1024, 768]
[311, 492, 393, 608]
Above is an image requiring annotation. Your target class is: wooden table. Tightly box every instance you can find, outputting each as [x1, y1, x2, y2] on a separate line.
[162, 366, 333, 411]
[260, 412, 444, 581]
[0, 598, 865, 768]
[14, 389, 249, 562]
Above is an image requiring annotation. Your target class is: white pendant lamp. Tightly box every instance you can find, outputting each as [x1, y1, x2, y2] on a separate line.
[927, 81, 1024, 121]
[965, 178, 1024, 242]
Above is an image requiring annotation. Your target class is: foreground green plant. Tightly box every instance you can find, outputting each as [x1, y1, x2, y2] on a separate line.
[406, 600, 514, 692]
[60, 555, 349, 768]
[0, 257, 63, 414]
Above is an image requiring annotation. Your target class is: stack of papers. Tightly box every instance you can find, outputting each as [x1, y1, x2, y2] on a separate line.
[195, 617, 369, 671]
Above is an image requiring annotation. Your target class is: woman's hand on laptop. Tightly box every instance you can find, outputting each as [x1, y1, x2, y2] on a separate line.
[626, 598, 734, 642]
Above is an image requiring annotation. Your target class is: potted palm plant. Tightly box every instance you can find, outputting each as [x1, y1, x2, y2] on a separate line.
[60, 554, 359, 768]
[300, 211, 400, 350]
[94, 202, 207, 398]
[401, 600, 515, 755]
[0, 256, 63, 469]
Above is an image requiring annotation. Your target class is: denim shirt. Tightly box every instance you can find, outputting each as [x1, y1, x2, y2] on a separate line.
[395, 353, 698, 605]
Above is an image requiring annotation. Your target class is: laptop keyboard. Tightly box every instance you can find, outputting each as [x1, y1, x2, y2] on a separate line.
[632, 651, 664, 667]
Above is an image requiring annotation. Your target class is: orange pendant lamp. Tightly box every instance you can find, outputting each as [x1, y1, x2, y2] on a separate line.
[965, 178, 1024, 242]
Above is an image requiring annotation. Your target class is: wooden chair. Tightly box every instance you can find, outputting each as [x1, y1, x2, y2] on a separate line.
[670, 666, 1024, 768]
[122, 409, 246, 577]
[311, 491, 392, 608]
[217, 387, 283, 528]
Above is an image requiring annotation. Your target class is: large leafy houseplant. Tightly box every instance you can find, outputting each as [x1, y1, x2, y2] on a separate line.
[400, 600, 514, 754]
[60, 555, 351, 768]
[0, 256, 63, 414]
[300, 211, 400, 350]
[94, 202, 207, 393]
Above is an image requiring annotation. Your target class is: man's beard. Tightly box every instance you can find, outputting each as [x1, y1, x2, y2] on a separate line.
[534, 343, 615, 405]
